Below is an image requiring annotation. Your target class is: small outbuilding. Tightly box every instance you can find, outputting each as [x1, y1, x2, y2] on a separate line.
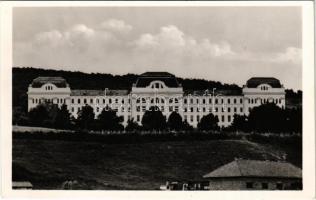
[12, 181, 33, 190]
[203, 159, 302, 190]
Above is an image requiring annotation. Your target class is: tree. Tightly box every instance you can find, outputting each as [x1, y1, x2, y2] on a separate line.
[76, 105, 95, 130]
[28, 104, 50, 127]
[97, 107, 124, 131]
[167, 112, 183, 131]
[229, 114, 249, 132]
[141, 106, 167, 131]
[13, 106, 29, 126]
[197, 113, 219, 131]
[248, 103, 286, 133]
[125, 118, 141, 132]
[54, 104, 71, 129]
[182, 120, 194, 131]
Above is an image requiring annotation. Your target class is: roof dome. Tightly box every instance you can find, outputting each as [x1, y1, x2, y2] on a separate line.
[135, 72, 180, 88]
[246, 77, 282, 88]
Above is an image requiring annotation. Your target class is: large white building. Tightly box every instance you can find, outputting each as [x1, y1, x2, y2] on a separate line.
[27, 72, 285, 127]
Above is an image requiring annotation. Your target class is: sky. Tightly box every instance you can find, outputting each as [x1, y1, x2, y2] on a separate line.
[13, 7, 302, 90]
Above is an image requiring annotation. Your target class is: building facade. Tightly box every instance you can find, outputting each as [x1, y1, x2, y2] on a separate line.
[27, 72, 286, 127]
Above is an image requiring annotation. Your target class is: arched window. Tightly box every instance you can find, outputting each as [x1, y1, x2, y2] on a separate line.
[175, 98, 179, 104]
[161, 98, 165, 104]
[169, 98, 173, 104]
[142, 98, 146, 104]
[156, 98, 159, 103]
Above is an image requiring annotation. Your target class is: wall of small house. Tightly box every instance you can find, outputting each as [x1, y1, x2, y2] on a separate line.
[207, 177, 302, 190]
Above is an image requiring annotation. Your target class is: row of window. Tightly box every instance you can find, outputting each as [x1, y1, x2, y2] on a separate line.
[32, 98, 65, 104]
[248, 98, 282, 104]
[184, 114, 233, 123]
[135, 97, 243, 105]
[45, 85, 53, 90]
[246, 182, 283, 190]
[71, 98, 129, 105]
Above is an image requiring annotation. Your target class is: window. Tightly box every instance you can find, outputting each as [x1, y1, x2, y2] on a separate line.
[169, 98, 173, 104]
[156, 98, 160, 104]
[190, 99, 193, 104]
[103, 99, 106, 104]
[215, 99, 218, 104]
[203, 107, 206, 112]
[221, 99, 224, 104]
[228, 115, 231, 122]
[72, 99, 74, 104]
[122, 107, 125, 112]
[184, 99, 187, 104]
[196, 99, 199, 104]
[78, 99, 81, 104]
[122, 99, 124, 104]
[136, 106, 140, 112]
[136, 98, 140, 103]
[228, 107, 231, 112]
[190, 107, 194, 112]
[196, 107, 200, 112]
[155, 83, 159, 88]
[109, 99, 112, 104]
[90, 99, 93, 104]
[175, 106, 179, 112]
[71, 107, 74, 112]
[240, 99, 243, 104]
[169, 106, 173, 112]
[197, 115, 200, 122]
[115, 98, 118, 104]
[221, 115, 225, 122]
[202, 99, 206, 104]
[161, 98, 165, 104]
[262, 183, 268, 189]
[234, 107, 237, 112]
[190, 115, 194, 122]
[142, 106, 146, 112]
[32, 99, 35, 104]
[234, 98, 237, 104]
[57, 99, 59, 104]
[137, 115, 140, 122]
[215, 107, 218, 112]
[246, 182, 254, 189]
[184, 115, 187, 121]
[175, 98, 179, 104]
[228, 99, 230, 104]
[142, 98, 146, 104]
[96, 107, 99, 112]
[84, 99, 87, 104]
[209, 98, 212, 104]
[184, 107, 187, 112]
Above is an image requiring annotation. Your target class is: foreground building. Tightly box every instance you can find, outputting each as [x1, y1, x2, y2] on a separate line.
[27, 72, 285, 127]
[203, 159, 302, 190]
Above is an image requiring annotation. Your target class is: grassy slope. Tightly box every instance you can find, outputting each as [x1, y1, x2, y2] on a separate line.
[13, 138, 291, 190]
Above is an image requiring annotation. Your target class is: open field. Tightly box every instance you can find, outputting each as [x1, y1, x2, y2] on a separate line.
[12, 132, 302, 190]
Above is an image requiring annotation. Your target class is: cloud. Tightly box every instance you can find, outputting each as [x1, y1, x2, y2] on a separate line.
[100, 19, 133, 34]
[134, 25, 234, 58]
[273, 47, 302, 64]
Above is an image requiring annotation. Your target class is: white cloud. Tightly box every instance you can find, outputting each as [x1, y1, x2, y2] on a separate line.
[134, 25, 234, 58]
[100, 19, 133, 34]
[273, 47, 302, 64]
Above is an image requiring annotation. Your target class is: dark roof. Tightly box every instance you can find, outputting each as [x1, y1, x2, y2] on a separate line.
[203, 160, 302, 179]
[184, 89, 242, 96]
[71, 90, 105, 96]
[246, 77, 282, 88]
[31, 77, 68, 88]
[106, 89, 129, 96]
[135, 72, 180, 88]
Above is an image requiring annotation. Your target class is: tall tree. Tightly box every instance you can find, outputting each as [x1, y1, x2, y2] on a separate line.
[229, 114, 249, 132]
[197, 113, 219, 131]
[76, 105, 95, 130]
[54, 104, 72, 129]
[167, 111, 183, 131]
[248, 103, 286, 133]
[28, 104, 50, 127]
[141, 106, 167, 131]
[97, 107, 124, 131]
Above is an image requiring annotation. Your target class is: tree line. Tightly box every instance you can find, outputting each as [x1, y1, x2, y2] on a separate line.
[14, 102, 302, 134]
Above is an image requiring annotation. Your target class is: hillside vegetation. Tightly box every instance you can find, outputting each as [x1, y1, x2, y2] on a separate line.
[13, 135, 301, 190]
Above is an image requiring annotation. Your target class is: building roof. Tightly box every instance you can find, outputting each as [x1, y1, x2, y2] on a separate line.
[203, 160, 302, 179]
[106, 89, 129, 96]
[31, 77, 68, 88]
[246, 77, 282, 88]
[184, 89, 243, 96]
[135, 72, 180, 88]
[12, 181, 33, 188]
[71, 90, 105, 96]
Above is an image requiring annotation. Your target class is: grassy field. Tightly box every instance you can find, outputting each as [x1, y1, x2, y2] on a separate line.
[12, 134, 301, 190]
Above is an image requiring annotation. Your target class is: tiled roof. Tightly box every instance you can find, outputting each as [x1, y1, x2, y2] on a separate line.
[203, 160, 302, 179]
[31, 77, 68, 88]
[71, 90, 105, 96]
[135, 72, 180, 88]
[246, 77, 282, 88]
